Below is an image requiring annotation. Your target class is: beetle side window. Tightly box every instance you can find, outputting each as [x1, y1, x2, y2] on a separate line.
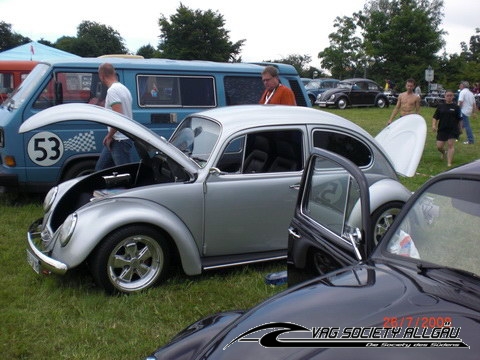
[313, 130, 372, 167]
[368, 82, 380, 91]
[216, 130, 303, 174]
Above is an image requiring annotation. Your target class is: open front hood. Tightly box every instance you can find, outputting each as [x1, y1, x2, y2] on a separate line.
[18, 103, 198, 175]
[375, 114, 426, 177]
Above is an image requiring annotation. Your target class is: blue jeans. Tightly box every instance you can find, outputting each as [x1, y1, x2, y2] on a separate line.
[461, 113, 475, 144]
[95, 139, 134, 171]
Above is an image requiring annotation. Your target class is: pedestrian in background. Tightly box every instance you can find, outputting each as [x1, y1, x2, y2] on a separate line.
[95, 62, 135, 170]
[458, 81, 477, 145]
[387, 78, 420, 125]
[414, 85, 421, 97]
[259, 66, 296, 105]
[432, 90, 462, 167]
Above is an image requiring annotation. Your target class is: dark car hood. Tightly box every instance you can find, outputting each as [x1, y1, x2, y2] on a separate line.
[150, 264, 479, 359]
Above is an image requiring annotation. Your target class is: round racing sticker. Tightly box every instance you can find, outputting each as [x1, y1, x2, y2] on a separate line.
[27, 131, 64, 166]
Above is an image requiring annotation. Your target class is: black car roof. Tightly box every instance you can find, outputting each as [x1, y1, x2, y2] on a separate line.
[342, 78, 375, 82]
[444, 159, 480, 176]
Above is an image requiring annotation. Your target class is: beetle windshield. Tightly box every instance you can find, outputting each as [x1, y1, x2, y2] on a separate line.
[169, 116, 220, 167]
[305, 81, 320, 90]
[338, 82, 352, 90]
[386, 178, 480, 277]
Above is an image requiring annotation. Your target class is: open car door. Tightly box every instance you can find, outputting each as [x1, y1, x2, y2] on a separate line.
[287, 148, 372, 286]
[375, 114, 426, 177]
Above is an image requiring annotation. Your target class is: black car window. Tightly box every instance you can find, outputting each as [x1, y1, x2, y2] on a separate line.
[216, 130, 304, 174]
[303, 155, 362, 237]
[312, 130, 372, 167]
[358, 82, 368, 90]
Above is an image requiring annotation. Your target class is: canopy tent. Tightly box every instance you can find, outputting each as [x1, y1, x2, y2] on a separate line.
[0, 41, 80, 61]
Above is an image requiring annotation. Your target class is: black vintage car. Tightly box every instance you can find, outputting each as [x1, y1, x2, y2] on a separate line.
[145, 150, 480, 359]
[303, 78, 340, 105]
[316, 78, 389, 109]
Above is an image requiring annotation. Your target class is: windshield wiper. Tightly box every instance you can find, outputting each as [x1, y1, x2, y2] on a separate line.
[417, 263, 479, 280]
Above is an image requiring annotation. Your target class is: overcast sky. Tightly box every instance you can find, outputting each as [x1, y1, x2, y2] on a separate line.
[1, 0, 478, 69]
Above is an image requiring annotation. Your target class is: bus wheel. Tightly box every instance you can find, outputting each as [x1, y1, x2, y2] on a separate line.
[62, 159, 97, 180]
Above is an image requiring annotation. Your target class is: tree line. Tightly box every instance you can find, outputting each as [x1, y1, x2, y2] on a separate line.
[1, 1, 479, 93]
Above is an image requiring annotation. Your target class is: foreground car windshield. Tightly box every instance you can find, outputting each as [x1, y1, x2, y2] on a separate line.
[386, 178, 480, 276]
[169, 116, 220, 167]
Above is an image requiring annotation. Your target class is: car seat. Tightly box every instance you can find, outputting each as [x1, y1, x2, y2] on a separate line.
[243, 135, 270, 173]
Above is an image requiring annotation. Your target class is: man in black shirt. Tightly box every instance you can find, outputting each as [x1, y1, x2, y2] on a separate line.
[432, 90, 463, 167]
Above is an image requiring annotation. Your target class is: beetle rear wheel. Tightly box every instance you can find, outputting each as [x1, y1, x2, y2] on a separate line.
[90, 225, 170, 294]
[376, 97, 387, 108]
[371, 201, 404, 246]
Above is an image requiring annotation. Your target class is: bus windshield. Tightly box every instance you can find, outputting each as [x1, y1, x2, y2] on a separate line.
[1, 63, 49, 109]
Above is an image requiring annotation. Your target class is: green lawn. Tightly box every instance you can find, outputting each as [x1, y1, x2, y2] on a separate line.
[1, 106, 478, 359]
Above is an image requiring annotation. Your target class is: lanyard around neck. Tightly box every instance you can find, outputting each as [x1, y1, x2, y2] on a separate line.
[265, 85, 280, 104]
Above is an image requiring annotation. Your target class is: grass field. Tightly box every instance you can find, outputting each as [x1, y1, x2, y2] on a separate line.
[1, 106, 478, 359]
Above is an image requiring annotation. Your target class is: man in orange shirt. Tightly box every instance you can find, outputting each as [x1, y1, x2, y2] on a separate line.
[259, 66, 296, 105]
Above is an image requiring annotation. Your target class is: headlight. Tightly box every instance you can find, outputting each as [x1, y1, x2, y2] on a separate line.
[59, 213, 77, 247]
[329, 94, 336, 101]
[43, 186, 58, 212]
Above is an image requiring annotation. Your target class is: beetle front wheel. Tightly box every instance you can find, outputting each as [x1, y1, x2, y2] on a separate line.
[336, 97, 348, 109]
[89, 225, 170, 294]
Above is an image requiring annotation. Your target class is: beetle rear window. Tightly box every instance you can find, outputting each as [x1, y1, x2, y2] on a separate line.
[313, 130, 372, 167]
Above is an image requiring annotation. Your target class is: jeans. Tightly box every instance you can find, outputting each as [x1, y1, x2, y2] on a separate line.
[461, 113, 475, 144]
[95, 139, 134, 171]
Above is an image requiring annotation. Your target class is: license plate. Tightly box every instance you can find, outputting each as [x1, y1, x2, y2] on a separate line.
[26, 249, 41, 274]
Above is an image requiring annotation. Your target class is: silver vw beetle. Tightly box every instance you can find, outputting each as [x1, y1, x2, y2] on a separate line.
[22, 104, 426, 294]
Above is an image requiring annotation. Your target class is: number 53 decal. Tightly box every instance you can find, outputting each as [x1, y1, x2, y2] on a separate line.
[27, 131, 64, 166]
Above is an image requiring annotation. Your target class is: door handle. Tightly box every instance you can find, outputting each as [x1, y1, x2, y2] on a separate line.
[289, 183, 300, 190]
[288, 227, 301, 239]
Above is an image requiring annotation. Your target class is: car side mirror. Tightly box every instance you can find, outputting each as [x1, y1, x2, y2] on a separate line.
[209, 167, 227, 176]
[348, 228, 363, 261]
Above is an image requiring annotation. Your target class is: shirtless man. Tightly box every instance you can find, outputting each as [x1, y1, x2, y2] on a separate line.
[387, 78, 420, 124]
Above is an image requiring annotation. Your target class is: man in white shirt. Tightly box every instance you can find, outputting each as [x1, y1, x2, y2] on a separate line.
[95, 63, 135, 170]
[458, 81, 477, 145]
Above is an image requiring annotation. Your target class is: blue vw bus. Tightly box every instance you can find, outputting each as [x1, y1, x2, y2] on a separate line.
[0, 58, 308, 193]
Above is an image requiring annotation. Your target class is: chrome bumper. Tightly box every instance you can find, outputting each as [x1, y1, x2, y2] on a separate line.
[316, 101, 333, 107]
[26, 218, 68, 275]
